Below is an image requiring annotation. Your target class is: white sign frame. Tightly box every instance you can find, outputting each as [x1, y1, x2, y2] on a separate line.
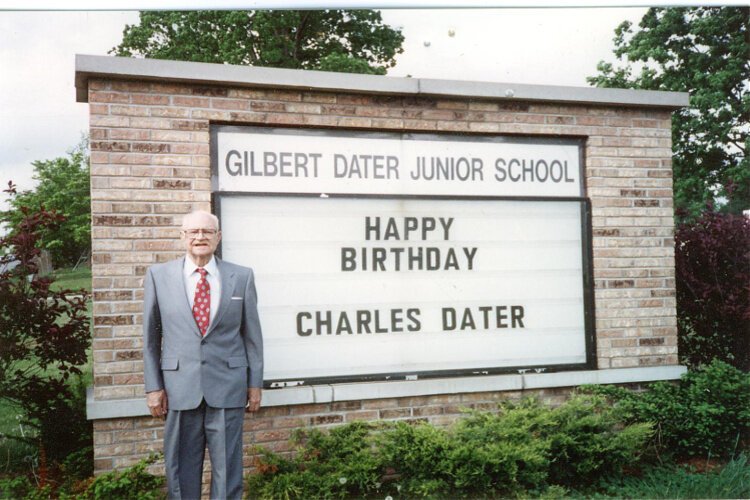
[211, 125, 596, 386]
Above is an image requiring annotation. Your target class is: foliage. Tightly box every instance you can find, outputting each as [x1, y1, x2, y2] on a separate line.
[591, 454, 750, 499]
[1, 142, 90, 267]
[248, 394, 651, 498]
[585, 360, 750, 459]
[112, 10, 404, 75]
[541, 394, 653, 486]
[674, 210, 750, 371]
[588, 7, 750, 219]
[0, 182, 91, 467]
[379, 420, 459, 497]
[248, 421, 384, 499]
[1, 452, 164, 500]
[60, 453, 165, 500]
[0, 476, 52, 500]
[57, 445, 94, 495]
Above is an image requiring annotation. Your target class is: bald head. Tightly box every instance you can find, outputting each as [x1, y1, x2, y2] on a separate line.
[182, 210, 219, 231]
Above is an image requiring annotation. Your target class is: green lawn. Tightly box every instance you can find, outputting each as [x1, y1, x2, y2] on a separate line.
[50, 266, 92, 293]
[0, 401, 37, 475]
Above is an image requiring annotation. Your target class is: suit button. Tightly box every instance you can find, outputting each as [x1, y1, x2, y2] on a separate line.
[201, 360, 206, 365]
[201, 340, 206, 345]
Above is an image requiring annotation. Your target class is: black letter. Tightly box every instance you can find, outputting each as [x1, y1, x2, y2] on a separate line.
[426, 247, 440, 270]
[357, 310, 373, 334]
[296, 312, 312, 336]
[263, 152, 278, 176]
[407, 308, 421, 331]
[495, 158, 507, 182]
[336, 312, 353, 334]
[404, 217, 418, 240]
[442, 308, 456, 330]
[225, 150, 243, 176]
[564, 161, 575, 183]
[341, 248, 356, 271]
[334, 154, 348, 178]
[508, 159, 521, 182]
[511, 306, 525, 328]
[496, 306, 508, 328]
[464, 247, 478, 270]
[315, 311, 332, 335]
[374, 310, 388, 333]
[391, 309, 404, 332]
[373, 248, 387, 271]
[365, 217, 380, 241]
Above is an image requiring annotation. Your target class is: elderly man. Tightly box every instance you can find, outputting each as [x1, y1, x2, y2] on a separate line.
[142, 210, 263, 499]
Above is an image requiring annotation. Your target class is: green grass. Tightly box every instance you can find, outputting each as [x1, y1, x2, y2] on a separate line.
[50, 266, 91, 293]
[0, 401, 36, 475]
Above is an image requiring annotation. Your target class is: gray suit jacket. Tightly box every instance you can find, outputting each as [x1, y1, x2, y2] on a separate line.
[142, 257, 264, 410]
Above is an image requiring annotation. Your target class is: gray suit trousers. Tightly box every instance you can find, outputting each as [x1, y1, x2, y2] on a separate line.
[164, 401, 245, 500]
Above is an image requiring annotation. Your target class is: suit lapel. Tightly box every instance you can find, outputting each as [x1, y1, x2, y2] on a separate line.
[205, 258, 235, 337]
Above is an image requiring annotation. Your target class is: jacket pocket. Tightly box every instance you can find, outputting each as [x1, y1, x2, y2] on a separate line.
[161, 358, 179, 370]
[228, 356, 248, 368]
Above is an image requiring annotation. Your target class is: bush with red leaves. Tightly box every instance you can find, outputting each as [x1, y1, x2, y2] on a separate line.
[0, 181, 91, 475]
[675, 210, 750, 371]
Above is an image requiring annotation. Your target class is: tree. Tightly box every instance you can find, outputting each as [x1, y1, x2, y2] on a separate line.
[588, 7, 749, 219]
[112, 10, 404, 75]
[1, 141, 91, 268]
[0, 182, 91, 478]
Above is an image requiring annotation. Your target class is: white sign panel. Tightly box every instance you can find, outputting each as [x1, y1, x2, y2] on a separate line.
[220, 196, 589, 383]
[215, 127, 582, 198]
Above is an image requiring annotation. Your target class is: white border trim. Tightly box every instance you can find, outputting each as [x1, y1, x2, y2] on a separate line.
[75, 55, 689, 109]
[87, 365, 687, 420]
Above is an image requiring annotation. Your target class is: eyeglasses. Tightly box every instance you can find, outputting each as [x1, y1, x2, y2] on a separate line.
[183, 228, 218, 237]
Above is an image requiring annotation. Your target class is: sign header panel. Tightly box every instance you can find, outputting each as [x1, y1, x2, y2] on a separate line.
[215, 127, 583, 198]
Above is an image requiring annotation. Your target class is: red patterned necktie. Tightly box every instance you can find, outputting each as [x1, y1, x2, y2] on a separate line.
[192, 268, 210, 336]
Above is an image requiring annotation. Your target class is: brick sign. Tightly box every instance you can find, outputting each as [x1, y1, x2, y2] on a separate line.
[213, 126, 593, 384]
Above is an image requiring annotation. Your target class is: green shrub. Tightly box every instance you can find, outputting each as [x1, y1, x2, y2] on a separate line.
[544, 394, 652, 487]
[586, 360, 750, 458]
[593, 454, 750, 499]
[379, 421, 455, 497]
[248, 421, 384, 499]
[446, 396, 651, 493]
[448, 399, 552, 495]
[57, 445, 94, 495]
[0, 476, 51, 500]
[247, 394, 651, 498]
[60, 453, 165, 500]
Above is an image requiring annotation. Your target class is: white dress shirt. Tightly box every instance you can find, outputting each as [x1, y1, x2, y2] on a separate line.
[184, 255, 221, 327]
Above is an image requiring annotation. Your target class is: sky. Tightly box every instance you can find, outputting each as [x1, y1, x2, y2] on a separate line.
[0, 7, 648, 204]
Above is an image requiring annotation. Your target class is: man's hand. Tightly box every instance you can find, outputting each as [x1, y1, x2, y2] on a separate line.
[146, 389, 168, 419]
[246, 387, 262, 413]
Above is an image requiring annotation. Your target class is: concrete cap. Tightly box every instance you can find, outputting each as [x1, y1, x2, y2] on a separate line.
[75, 54, 689, 109]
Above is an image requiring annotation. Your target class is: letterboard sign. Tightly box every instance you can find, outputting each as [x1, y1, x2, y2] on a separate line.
[212, 126, 594, 385]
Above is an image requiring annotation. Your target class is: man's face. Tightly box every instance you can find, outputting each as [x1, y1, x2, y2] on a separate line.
[181, 212, 221, 263]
